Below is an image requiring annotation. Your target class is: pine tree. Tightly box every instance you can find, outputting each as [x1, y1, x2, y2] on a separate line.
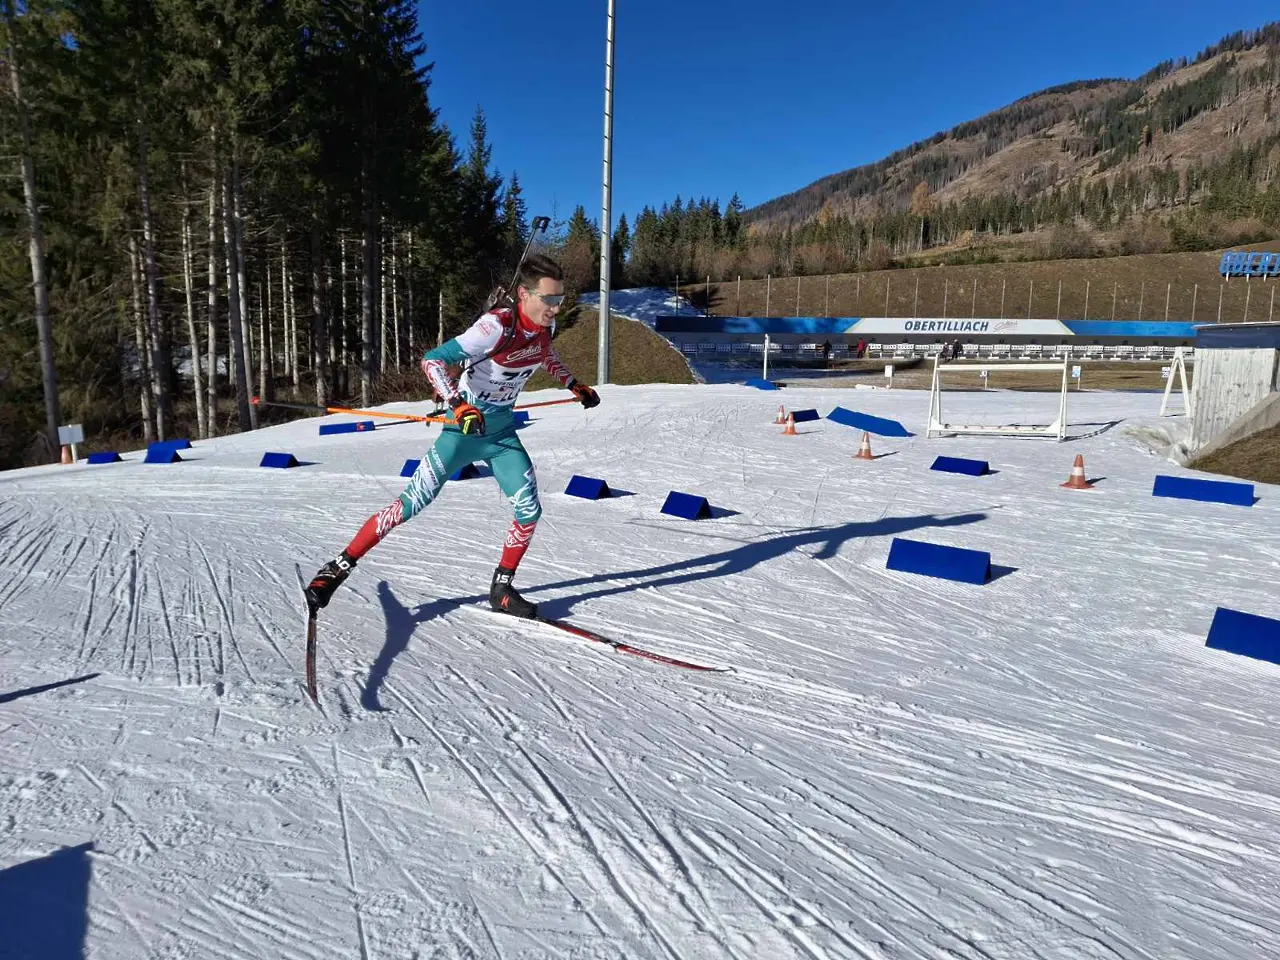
[611, 213, 630, 287]
[500, 172, 528, 262]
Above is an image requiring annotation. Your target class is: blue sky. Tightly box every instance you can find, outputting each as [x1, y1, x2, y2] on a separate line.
[416, 2, 1273, 231]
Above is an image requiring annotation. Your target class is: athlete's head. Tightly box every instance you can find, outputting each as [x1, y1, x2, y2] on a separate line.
[516, 253, 565, 328]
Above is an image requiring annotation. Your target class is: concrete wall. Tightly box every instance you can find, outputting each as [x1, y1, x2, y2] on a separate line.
[1190, 347, 1280, 451]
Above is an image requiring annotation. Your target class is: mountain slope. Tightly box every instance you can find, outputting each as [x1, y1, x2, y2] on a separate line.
[748, 24, 1280, 231]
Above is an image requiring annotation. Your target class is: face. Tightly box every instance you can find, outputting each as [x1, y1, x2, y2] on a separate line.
[520, 277, 565, 327]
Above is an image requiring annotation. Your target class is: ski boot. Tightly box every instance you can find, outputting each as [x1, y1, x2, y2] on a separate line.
[306, 550, 356, 610]
[490, 565, 537, 619]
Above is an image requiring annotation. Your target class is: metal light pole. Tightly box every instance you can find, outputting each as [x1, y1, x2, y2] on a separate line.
[596, 0, 616, 385]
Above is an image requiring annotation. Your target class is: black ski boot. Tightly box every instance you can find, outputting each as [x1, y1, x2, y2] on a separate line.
[306, 551, 356, 610]
[490, 565, 537, 619]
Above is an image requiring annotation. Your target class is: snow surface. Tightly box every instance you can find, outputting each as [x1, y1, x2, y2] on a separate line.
[3, 384, 1280, 960]
[578, 286, 698, 326]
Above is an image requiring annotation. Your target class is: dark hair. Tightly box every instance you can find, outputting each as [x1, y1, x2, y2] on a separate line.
[516, 253, 563, 290]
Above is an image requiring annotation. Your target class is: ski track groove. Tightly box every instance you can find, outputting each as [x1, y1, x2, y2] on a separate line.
[96, 882, 155, 956]
[532, 673, 743, 957]
[165, 861, 330, 960]
[195, 539, 235, 637]
[472, 898, 510, 960]
[792, 822, 999, 960]
[679, 825, 856, 960]
[383, 678, 616, 943]
[341, 786, 433, 902]
[152, 570, 175, 682]
[331, 743, 372, 960]
[517, 670, 694, 960]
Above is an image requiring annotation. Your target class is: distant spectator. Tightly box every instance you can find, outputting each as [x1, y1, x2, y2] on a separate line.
[856, 338, 867, 358]
[820, 340, 831, 363]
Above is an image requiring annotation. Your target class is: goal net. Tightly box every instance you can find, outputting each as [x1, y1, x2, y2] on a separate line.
[926, 355, 1069, 440]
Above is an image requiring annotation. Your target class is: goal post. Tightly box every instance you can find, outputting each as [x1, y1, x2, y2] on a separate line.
[1159, 346, 1193, 418]
[926, 354, 1069, 440]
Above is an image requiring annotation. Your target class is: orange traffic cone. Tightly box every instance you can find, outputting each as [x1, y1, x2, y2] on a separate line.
[60, 444, 72, 465]
[774, 404, 788, 424]
[853, 431, 874, 460]
[781, 413, 798, 435]
[1060, 453, 1094, 489]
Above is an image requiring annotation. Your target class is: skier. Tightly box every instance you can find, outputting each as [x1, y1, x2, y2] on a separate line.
[304, 253, 599, 619]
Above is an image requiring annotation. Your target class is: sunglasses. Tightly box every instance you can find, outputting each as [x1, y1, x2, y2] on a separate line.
[526, 289, 566, 307]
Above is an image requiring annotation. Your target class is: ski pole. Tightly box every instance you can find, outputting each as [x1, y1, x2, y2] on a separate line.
[251, 397, 448, 424]
[251, 395, 582, 423]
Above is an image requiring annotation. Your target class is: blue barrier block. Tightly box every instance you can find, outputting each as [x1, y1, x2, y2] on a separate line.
[886, 537, 991, 585]
[566, 475, 611, 500]
[791, 408, 820, 423]
[1153, 474, 1254, 507]
[513, 410, 531, 425]
[144, 447, 182, 464]
[400, 458, 421, 477]
[450, 463, 481, 481]
[145, 440, 188, 459]
[318, 420, 375, 436]
[86, 451, 122, 464]
[745, 378, 778, 390]
[827, 406, 914, 437]
[1206, 606, 1280, 666]
[661, 491, 712, 520]
[260, 452, 299, 469]
[931, 456, 990, 477]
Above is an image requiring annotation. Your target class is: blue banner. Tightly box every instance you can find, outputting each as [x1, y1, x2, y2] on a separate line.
[1195, 323, 1280, 349]
[1219, 250, 1280, 278]
[1062, 321, 1196, 338]
[654, 316, 855, 335]
[656, 315, 1197, 340]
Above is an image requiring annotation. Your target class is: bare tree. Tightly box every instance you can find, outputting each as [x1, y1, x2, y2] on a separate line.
[3, 0, 59, 455]
[205, 166, 219, 437]
[310, 226, 328, 407]
[181, 165, 206, 436]
[136, 117, 172, 438]
[128, 234, 155, 443]
[222, 162, 251, 430]
[231, 153, 257, 427]
[389, 231, 401, 370]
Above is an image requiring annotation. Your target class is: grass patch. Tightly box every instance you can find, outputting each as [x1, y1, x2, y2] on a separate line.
[527, 309, 696, 390]
[1191, 423, 1280, 486]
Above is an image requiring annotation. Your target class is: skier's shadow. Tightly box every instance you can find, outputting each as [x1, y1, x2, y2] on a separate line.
[364, 587, 473, 712]
[531, 511, 988, 620]
[362, 510, 987, 709]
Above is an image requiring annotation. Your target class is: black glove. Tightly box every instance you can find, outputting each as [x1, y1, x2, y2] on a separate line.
[568, 380, 600, 409]
[451, 399, 486, 435]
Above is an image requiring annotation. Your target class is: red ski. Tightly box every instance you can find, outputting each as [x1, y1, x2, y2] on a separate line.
[498, 611, 732, 673]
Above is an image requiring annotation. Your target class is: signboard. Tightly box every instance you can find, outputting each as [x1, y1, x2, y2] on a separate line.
[1161, 366, 1171, 379]
[1071, 365, 1081, 379]
[58, 423, 85, 445]
[1220, 250, 1280, 279]
[655, 315, 1197, 340]
[848, 317, 1073, 337]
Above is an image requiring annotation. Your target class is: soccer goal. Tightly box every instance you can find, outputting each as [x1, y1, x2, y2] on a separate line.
[926, 354, 1069, 440]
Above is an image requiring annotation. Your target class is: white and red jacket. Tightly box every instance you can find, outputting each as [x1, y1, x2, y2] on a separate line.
[421, 304, 574, 419]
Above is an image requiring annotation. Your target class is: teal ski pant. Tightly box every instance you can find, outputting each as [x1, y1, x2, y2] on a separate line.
[343, 423, 542, 564]
[399, 426, 541, 525]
